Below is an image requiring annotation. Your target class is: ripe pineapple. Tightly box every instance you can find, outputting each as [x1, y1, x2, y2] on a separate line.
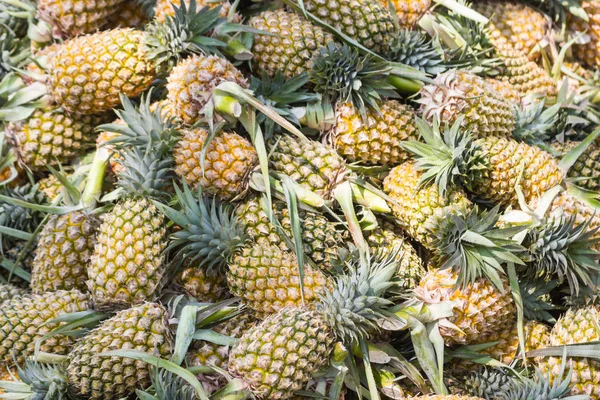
[476, 320, 550, 364]
[37, 0, 125, 37]
[166, 54, 248, 125]
[6, 107, 107, 171]
[415, 268, 516, 346]
[0, 290, 91, 364]
[537, 306, 600, 398]
[552, 140, 600, 192]
[484, 77, 521, 105]
[330, 100, 419, 166]
[569, 1, 600, 69]
[235, 196, 348, 271]
[418, 70, 516, 138]
[300, 0, 398, 53]
[154, 0, 235, 22]
[66, 302, 173, 400]
[228, 254, 397, 399]
[173, 128, 258, 200]
[0, 283, 25, 304]
[30, 211, 99, 294]
[388, 0, 432, 29]
[473, 0, 549, 57]
[249, 10, 334, 79]
[173, 266, 230, 302]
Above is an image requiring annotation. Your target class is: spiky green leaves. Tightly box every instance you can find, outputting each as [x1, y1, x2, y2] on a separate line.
[401, 117, 488, 198]
[309, 43, 398, 119]
[319, 252, 397, 344]
[0, 184, 46, 245]
[0, 361, 68, 399]
[386, 30, 446, 75]
[157, 184, 246, 272]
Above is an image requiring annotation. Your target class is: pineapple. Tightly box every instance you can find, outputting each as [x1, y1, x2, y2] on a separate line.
[154, 0, 236, 22]
[537, 306, 600, 398]
[104, 0, 151, 29]
[473, 0, 549, 57]
[0, 283, 25, 304]
[235, 195, 348, 271]
[552, 140, 600, 192]
[569, 1, 600, 69]
[477, 320, 550, 364]
[388, 0, 432, 29]
[173, 127, 258, 200]
[66, 302, 173, 400]
[415, 268, 516, 346]
[0, 290, 91, 365]
[228, 253, 397, 399]
[173, 266, 230, 302]
[330, 100, 420, 166]
[300, 0, 398, 53]
[37, 0, 125, 37]
[166, 54, 248, 125]
[484, 77, 521, 105]
[418, 70, 516, 138]
[249, 10, 334, 79]
[30, 211, 99, 294]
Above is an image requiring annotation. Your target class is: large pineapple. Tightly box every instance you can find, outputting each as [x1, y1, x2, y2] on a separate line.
[173, 127, 258, 200]
[30, 211, 99, 294]
[249, 10, 334, 79]
[569, 1, 600, 69]
[228, 254, 397, 399]
[66, 302, 174, 400]
[37, 0, 125, 37]
[0, 290, 91, 365]
[166, 54, 248, 125]
[418, 70, 516, 138]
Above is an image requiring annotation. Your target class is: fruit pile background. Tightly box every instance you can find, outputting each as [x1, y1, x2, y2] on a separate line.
[0, 0, 599, 399]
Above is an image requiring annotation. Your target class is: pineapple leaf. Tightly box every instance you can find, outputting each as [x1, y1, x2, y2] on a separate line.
[171, 305, 198, 366]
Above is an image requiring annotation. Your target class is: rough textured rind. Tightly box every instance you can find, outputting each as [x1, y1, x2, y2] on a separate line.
[388, 0, 432, 29]
[38, 0, 125, 37]
[174, 266, 231, 302]
[570, 1, 600, 69]
[552, 140, 600, 192]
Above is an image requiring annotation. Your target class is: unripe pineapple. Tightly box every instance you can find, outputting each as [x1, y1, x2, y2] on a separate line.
[228, 244, 331, 315]
[0, 290, 91, 365]
[383, 161, 472, 247]
[49, 28, 155, 115]
[154, 0, 236, 22]
[37, 0, 126, 37]
[0, 283, 25, 304]
[31, 211, 99, 294]
[174, 128, 258, 200]
[418, 70, 515, 138]
[552, 140, 600, 192]
[569, 1, 600, 69]
[415, 268, 516, 346]
[249, 10, 334, 79]
[301, 0, 398, 53]
[495, 45, 557, 98]
[166, 54, 248, 125]
[331, 100, 419, 166]
[538, 306, 600, 398]
[6, 108, 106, 171]
[388, 0, 432, 29]
[473, 0, 548, 57]
[174, 266, 230, 302]
[66, 302, 173, 400]
[87, 198, 167, 310]
[236, 196, 348, 271]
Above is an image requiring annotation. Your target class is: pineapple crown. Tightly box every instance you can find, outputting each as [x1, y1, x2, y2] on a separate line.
[157, 183, 247, 272]
[309, 42, 398, 120]
[318, 251, 397, 345]
[137, 370, 197, 400]
[0, 360, 68, 399]
[116, 147, 176, 201]
[512, 97, 562, 146]
[401, 116, 488, 198]
[0, 29, 30, 79]
[0, 183, 46, 244]
[519, 278, 559, 323]
[386, 30, 447, 76]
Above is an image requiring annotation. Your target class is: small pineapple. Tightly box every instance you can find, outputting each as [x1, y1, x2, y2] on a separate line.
[173, 266, 230, 302]
[249, 9, 334, 79]
[569, 1, 600, 69]
[173, 128, 258, 200]
[66, 302, 173, 400]
[30, 211, 99, 294]
[0, 290, 91, 365]
[37, 0, 126, 37]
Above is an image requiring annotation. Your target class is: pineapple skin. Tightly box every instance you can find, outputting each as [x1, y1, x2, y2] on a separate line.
[332, 100, 419, 167]
[87, 198, 167, 310]
[49, 28, 155, 115]
[66, 302, 173, 400]
[229, 307, 334, 399]
[552, 140, 600, 192]
[484, 78, 521, 105]
[495, 45, 557, 98]
[227, 244, 331, 315]
[174, 128, 258, 201]
[302, 0, 398, 53]
[31, 211, 99, 294]
[416, 269, 516, 346]
[249, 10, 334, 79]
[236, 196, 348, 271]
[538, 306, 600, 398]
[104, 0, 150, 29]
[0, 290, 91, 365]
[570, 1, 600, 69]
[478, 320, 550, 364]
[166, 54, 248, 125]
[419, 70, 515, 139]
[387, 0, 432, 29]
[383, 161, 472, 247]
[38, 0, 125, 37]
[0, 283, 26, 304]
[174, 266, 231, 302]
[6, 109, 106, 171]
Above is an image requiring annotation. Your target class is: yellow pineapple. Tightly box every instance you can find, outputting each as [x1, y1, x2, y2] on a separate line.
[569, 1, 600, 69]
[388, 0, 432, 29]
[173, 266, 230, 302]
[37, 0, 125, 37]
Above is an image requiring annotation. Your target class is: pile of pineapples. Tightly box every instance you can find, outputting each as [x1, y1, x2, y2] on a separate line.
[1, 0, 600, 398]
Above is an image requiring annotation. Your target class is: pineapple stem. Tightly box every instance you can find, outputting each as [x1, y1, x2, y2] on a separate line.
[34, 352, 68, 363]
[81, 148, 109, 208]
[213, 93, 242, 118]
[386, 76, 422, 95]
[333, 181, 367, 254]
[349, 182, 391, 213]
[224, 39, 253, 61]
